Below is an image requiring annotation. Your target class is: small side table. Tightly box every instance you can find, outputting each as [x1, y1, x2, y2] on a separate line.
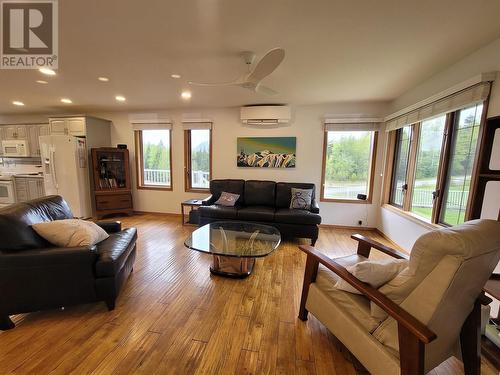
[181, 199, 203, 226]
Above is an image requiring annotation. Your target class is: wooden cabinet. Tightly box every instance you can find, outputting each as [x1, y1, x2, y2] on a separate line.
[0, 127, 5, 156]
[49, 117, 86, 136]
[0, 124, 48, 157]
[5, 125, 27, 140]
[14, 176, 45, 202]
[27, 124, 49, 157]
[91, 148, 133, 219]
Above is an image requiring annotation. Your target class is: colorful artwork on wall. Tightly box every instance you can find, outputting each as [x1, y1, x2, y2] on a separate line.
[237, 137, 296, 168]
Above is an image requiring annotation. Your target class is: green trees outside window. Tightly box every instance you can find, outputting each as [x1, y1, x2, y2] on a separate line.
[139, 129, 172, 188]
[323, 130, 375, 200]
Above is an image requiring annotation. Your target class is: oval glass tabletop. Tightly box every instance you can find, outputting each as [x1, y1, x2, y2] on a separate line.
[185, 221, 281, 258]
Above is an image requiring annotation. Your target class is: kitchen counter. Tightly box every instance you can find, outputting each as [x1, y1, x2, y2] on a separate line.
[12, 174, 44, 178]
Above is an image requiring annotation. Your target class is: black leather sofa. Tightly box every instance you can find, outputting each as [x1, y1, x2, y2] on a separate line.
[0, 195, 137, 330]
[199, 179, 321, 244]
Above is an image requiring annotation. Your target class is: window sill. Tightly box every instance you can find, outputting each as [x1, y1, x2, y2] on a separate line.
[186, 188, 210, 194]
[320, 197, 372, 204]
[382, 204, 442, 230]
[137, 185, 173, 191]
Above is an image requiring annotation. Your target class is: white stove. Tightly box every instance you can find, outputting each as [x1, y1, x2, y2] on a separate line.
[0, 174, 15, 207]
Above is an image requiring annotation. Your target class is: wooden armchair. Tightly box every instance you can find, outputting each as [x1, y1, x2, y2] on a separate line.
[298, 220, 500, 375]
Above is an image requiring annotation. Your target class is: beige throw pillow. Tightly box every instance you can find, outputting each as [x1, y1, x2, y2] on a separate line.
[334, 258, 409, 294]
[32, 219, 109, 247]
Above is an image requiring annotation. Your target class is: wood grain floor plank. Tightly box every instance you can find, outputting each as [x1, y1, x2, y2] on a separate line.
[235, 349, 260, 375]
[1, 213, 495, 375]
[276, 321, 297, 375]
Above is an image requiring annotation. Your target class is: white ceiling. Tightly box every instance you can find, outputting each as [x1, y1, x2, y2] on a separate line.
[1, 0, 500, 115]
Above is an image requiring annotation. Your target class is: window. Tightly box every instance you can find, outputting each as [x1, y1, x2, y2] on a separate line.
[321, 130, 377, 202]
[440, 104, 483, 225]
[184, 128, 211, 191]
[135, 129, 172, 190]
[389, 126, 412, 207]
[386, 103, 485, 225]
[410, 115, 446, 220]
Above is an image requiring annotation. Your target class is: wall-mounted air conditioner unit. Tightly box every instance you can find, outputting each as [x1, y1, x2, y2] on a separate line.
[240, 105, 291, 125]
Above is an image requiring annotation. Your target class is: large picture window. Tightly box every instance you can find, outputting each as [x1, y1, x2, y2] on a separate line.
[389, 126, 412, 207]
[440, 104, 483, 225]
[184, 128, 211, 191]
[135, 128, 172, 190]
[321, 130, 377, 202]
[386, 103, 485, 225]
[410, 115, 446, 220]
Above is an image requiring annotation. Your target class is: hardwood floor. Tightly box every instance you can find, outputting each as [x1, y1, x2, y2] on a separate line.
[0, 213, 496, 374]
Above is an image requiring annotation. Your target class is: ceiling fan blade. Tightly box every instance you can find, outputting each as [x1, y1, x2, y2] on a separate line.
[255, 84, 278, 96]
[247, 48, 285, 83]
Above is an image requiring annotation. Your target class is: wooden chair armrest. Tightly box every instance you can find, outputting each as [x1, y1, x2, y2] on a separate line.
[299, 245, 436, 344]
[351, 234, 409, 260]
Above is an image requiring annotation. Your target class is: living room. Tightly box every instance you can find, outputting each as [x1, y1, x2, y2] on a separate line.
[1, 1, 500, 374]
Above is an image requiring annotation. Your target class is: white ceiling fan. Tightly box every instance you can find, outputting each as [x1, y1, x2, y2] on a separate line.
[188, 48, 285, 96]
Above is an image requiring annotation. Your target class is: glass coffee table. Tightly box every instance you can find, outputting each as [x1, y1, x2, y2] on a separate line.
[185, 221, 281, 278]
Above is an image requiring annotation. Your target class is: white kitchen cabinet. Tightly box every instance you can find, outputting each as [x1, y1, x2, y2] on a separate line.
[14, 176, 45, 202]
[39, 124, 50, 137]
[0, 127, 5, 155]
[49, 117, 86, 136]
[27, 124, 49, 157]
[5, 125, 27, 140]
[67, 118, 86, 135]
[49, 119, 67, 135]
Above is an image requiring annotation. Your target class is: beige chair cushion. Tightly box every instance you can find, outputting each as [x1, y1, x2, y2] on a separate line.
[371, 219, 500, 320]
[334, 258, 408, 294]
[32, 219, 109, 247]
[315, 255, 382, 333]
[307, 256, 400, 375]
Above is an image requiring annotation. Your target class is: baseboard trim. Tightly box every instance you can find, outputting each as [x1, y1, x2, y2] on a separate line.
[133, 210, 182, 217]
[319, 224, 376, 231]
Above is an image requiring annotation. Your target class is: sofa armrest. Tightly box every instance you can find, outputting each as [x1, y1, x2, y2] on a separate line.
[201, 195, 216, 206]
[96, 221, 122, 233]
[310, 199, 320, 214]
[351, 234, 409, 259]
[0, 246, 98, 268]
[298, 245, 436, 344]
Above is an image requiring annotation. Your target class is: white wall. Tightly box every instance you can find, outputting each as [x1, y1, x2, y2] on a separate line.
[378, 36, 500, 250]
[91, 101, 389, 226]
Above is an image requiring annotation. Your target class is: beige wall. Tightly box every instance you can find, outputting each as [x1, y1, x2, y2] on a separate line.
[94, 101, 389, 226]
[2, 36, 500, 248]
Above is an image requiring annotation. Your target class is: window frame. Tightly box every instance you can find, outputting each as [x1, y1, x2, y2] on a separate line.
[388, 125, 413, 209]
[320, 129, 378, 204]
[134, 129, 173, 191]
[384, 101, 487, 226]
[184, 128, 212, 193]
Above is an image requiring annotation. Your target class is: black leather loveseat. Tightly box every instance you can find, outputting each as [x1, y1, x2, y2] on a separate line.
[199, 179, 321, 244]
[0, 195, 137, 330]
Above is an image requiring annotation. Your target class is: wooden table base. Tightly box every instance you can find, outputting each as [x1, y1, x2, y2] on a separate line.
[210, 255, 256, 278]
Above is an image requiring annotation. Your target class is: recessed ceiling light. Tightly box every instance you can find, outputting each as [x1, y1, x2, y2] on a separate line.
[39, 67, 56, 76]
[98, 77, 109, 82]
[181, 91, 191, 100]
[171, 74, 181, 79]
[60, 98, 72, 104]
[12, 101, 25, 106]
[115, 95, 126, 102]
[36, 80, 48, 84]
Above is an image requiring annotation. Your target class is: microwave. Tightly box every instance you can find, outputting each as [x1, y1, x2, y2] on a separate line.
[2, 140, 30, 157]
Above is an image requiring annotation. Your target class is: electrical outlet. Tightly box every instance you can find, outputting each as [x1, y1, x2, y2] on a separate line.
[358, 220, 362, 225]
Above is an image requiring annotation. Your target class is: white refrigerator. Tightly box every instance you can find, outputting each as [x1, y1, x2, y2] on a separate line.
[39, 135, 92, 218]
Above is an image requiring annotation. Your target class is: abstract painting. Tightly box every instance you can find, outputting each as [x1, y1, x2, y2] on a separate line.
[237, 137, 296, 168]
